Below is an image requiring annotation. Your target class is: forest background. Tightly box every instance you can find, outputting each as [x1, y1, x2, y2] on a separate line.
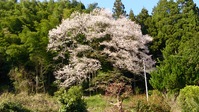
[0, 0, 199, 112]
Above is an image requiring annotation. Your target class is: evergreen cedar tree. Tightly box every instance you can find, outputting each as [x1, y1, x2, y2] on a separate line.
[149, 0, 199, 92]
[112, 0, 126, 18]
[128, 9, 136, 22]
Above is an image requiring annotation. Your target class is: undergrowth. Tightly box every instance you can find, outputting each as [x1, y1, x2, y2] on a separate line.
[0, 92, 60, 112]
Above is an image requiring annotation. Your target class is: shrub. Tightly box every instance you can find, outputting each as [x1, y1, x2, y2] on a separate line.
[0, 101, 31, 112]
[55, 86, 87, 112]
[177, 85, 199, 112]
[9, 67, 32, 93]
[135, 100, 170, 112]
[134, 90, 170, 112]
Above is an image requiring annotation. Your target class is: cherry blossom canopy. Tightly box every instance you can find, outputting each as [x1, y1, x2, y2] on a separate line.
[47, 9, 155, 88]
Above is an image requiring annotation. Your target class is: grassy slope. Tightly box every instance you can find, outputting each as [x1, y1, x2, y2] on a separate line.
[85, 92, 172, 112]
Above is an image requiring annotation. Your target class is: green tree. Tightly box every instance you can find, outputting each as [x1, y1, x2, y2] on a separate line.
[85, 2, 98, 13]
[112, 0, 126, 18]
[136, 8, 151, 35]
[149, 0, 179, 59]
[150, 55, 186, 92]
[163, 0, 199, 60]
[150, 0, 199, 92]
[176, 0, 199, 42]
[0, 0, 87, 93]
[177, 33, 199, 85]
[128, 9, 136, 21]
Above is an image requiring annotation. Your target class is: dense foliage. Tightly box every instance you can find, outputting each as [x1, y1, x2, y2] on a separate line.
[0, 0, 199, 111]
[0, 0, 87, 93]
[149, 0, 199, 92]
[0, 101, 30, 112]
[55, 86, 87, 112]
[177, 86, 199, 112]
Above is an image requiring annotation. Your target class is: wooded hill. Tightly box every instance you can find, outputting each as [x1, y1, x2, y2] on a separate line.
[0, 0, 199, 111]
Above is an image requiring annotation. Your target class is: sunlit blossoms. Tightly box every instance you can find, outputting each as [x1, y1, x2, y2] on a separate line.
[48, 9, 155, 88]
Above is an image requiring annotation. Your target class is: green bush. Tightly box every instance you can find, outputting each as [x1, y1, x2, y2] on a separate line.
[177, 85, 199, 112]
[55, 86, 87, 112]
[0, 101, 31, 112]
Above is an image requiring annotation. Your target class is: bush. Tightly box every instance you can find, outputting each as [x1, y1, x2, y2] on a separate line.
[135, 100, 170, 112]
[9, 67, 32, 93]
[0, 101, 31, 112]
[134, 90, 170, 112]
[177, 85, 199, 112]
[55, 86, 87, 112]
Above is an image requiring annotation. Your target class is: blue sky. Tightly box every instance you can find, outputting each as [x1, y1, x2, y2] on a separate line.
[79, 0, 199, 15]
[16, 0, 199, 15]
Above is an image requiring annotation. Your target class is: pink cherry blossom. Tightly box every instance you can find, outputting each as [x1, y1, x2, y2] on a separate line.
[48, 9, 155, 88]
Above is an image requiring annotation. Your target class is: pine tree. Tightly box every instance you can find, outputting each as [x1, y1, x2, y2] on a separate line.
[150, 0, 199, 92]
[149, 0, 179, 59]
[86, 2, 98, 13]
[128, 9, 136, 21]
[162, 0, 199, 59]
[112, 0, 126, 18]
[150, 33, 199, 92]
[136, 8, 150, 35]
[177, 0, 199, 41]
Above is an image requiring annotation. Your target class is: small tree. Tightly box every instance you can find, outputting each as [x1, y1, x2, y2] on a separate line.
[106, 82, 131, 112]
[55, 86, 87, 112]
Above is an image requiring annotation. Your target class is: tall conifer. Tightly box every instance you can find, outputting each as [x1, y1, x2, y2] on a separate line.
[112, 0, 126, 18]
[136, 8, 150, 35]
[150, 0, 199, 92]
[128, 9, 136, 21]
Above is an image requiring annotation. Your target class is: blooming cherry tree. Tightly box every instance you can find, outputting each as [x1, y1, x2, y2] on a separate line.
[48, 9, 155, 88]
